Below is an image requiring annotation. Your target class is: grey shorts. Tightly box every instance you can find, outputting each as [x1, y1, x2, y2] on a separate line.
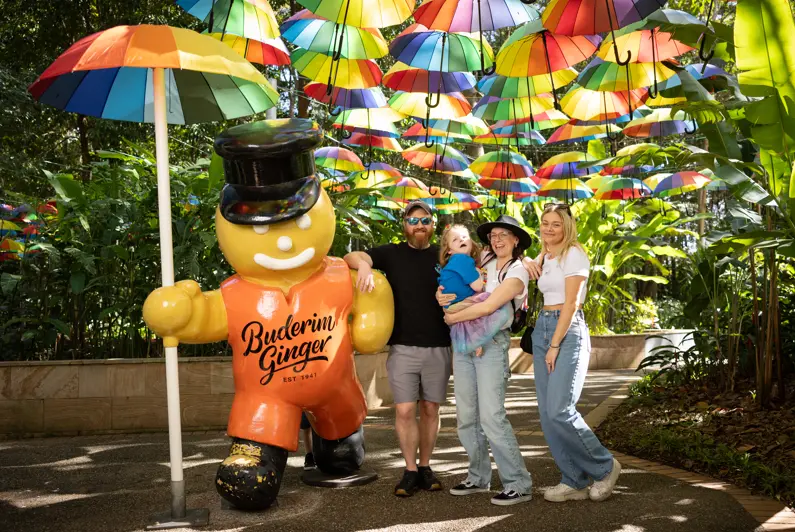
[387, 344, 452, 404]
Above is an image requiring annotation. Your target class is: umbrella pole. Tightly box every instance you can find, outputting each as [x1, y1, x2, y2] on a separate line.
[147, 67, 209, 530]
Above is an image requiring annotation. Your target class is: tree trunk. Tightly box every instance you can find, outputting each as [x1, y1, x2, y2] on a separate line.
[750, 250, 762, 397]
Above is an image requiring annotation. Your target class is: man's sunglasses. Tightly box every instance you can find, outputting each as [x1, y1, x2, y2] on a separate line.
[543, 202, 572, 213]
[405, 216, 433, 226]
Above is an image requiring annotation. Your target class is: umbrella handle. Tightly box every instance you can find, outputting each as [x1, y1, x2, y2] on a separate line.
[520, 0, 536, 3]
[698, 34, 715, 64]
[614, 43, 632, 66]
[647, 29, 659, 99]
[684, 119, 697, 135]
[425, 91, 441, 108]
[341, 129, 353, 139]
[424, 136, 436, 149]
[329, 106, 342, 116]
[604, 0, 632, 65]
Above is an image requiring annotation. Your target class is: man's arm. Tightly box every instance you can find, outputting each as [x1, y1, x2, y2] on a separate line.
[343, 251, 373, 270]
[344, 251, 376, 293]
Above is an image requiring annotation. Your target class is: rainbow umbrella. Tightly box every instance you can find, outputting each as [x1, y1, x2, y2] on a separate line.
[209, 34, 290, 66]
[478, 69, 579, 98]
[414, 0, 540, 32]
[537, 178, 594, 200]
[390, 24, 494, 72]
[426, 191, 483, 212]
[548, 121, 621, 144]
[594, 177, 651, 200]
[319, 168, 352, 192]
[28, 23, 280, 525]
[512, 193, 545, 203]
[646, 92, 686, 107]
[560, 85, 648, 121]
[651, 171, 712, 197]
[450, 168, 480, 181]
[622, 108, 697, 138]
[537, 151, 601, 179]
[402, 143, 470, 173]
[472, 95, 554, 121]
[479, 177, 539, 194]
[474, 130, 546, 146]
[379, 177, 432, 202]
[334, 107, 406, 127]
[297, 0, 414, 28]
[425, 116, 491, 136]
[280, 10, 389, 59]
[599, 29, 694, 63]
[314, 146, 365, 172]
[305, 83, 387, 108]
[584, 173, 612, 191]
[292, 49, 382, 89]
[388, 91, 471, 119]
[602, 164, 657, 176]
[542, 0, 666, 39]
[352, 168, 402, 188]
[344, 133, 403, 152]
[0, 220, 21, 236]
[492, 109, 571, 131]
[471, 150, 534, 179]
[333, 122, 400, 138]
[402, 123, 472, 143]
[178, 0, 279, 40]
[368, 162, 403, 176]
[577, 58, 677, 92]
[641, 172, 667, 191]
[383, 62, 477, 93]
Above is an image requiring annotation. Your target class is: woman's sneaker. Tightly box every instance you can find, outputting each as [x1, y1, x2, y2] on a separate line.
[303, 452, 316, 471]
[449, 480, 490, 496]
[394, 469, 419, 497]
[417, 466, 442, 491]
[589, 458, 622, 501]
[543, 483, 589, 502]
[490, 489, 532, 506]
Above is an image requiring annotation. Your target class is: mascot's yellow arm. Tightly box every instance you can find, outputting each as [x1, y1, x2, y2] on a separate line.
[142, 280, 228, 346]
[350, 271, 394, 354]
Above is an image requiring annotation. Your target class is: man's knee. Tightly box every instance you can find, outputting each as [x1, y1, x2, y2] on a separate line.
[395, 402, 417, 422]
[419, 400, 440, 418]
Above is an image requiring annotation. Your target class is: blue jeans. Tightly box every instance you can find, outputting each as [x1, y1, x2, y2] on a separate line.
[454, 330, 532, 493]
[532, 310, 613, 489]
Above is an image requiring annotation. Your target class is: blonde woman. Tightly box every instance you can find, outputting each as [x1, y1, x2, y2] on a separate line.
[533, 203, 621, 503]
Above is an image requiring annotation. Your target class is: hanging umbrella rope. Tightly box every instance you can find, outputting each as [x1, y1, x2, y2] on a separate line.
[603, 90, 620, 141]
[325, 0, 353, 92]
[540, 31, 561, 111]
[423, 34, 447, 148]
[604, 0, 632, 65]
[477, 0, 496, 75]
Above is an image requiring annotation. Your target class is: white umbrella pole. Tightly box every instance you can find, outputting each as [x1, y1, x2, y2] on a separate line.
[148, 67, 209, 530]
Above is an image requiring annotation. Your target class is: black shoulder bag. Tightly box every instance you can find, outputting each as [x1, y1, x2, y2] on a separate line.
[498, 258, 528, 335]
[519, 255, 544, 354]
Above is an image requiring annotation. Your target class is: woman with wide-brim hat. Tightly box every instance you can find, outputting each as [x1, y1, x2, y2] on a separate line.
[437, 214, 533, 506]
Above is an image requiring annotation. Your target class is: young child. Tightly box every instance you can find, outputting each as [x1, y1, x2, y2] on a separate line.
[438, 225, 514, 355]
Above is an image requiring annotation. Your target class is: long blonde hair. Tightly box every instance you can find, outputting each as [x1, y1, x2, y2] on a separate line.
[439, 224, 481, 267]
[541, 204, 585, 260]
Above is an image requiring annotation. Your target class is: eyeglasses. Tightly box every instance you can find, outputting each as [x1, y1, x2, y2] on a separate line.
[405, 216, 433, 226]
[543, 203, 572, 213]
[488, 231, 513, 242]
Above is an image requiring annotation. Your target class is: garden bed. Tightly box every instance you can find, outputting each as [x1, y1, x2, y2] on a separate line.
[595, 376, 795, 510]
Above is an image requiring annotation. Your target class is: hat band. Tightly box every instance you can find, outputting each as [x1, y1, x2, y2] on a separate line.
[223, 151, 316, 188]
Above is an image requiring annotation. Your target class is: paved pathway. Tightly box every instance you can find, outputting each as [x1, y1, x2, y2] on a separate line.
[0, 370, 777, 532]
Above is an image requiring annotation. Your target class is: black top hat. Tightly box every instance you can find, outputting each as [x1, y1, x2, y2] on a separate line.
[476, 215, 533, 251]
[214, 118, 323, 225]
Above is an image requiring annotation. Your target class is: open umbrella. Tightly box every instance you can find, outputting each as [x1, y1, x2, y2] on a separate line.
[314, 146, 365, 172]
[209, 34, 290, 66]
[297, 0, 415, 28]
[537, 178, 594, 200]
[280, 9, 389, 59]
[352, 168, 402, 188]
[537, 151, 602, 178]
[291, 49, 382, 89]
[305, 83, 387, 108]
[471, 150, 534, 179]
[28, 24, 278, 527]
[548, 120, 621, 143]
[472, 94, 554, 121]
[344, 133, 403, 152]
[390, 24, 494, 72]
[577, 58, 676, 92]
[621, 108, 698, 137]
[594, 177, 651, 199]
[560, 85, 648, 121]
[388, 91, 471, 119]
[402, 122, 472, 143]
[478, 69, 579, 98]
[651, 171, 712, 197]
[492, 109, 571, 131]
[178, 0, 279, 41]
[403, 143, 471, 173]
[479, 177, 539, 194]
[383, 62, 477, 93]
[425, 115, 491, 136]
[474, 130, 546, 146]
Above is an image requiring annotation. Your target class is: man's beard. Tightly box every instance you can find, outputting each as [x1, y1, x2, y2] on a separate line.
[406, 228, 431, 248]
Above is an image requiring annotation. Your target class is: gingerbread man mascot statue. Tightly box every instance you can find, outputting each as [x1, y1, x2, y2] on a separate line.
[142, 119, 394, 511]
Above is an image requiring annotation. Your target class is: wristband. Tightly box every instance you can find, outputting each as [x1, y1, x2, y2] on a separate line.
[549, 344, 561, 349]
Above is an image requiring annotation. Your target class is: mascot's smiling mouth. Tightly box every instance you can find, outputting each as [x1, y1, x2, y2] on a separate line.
[254, 248, 315, 271]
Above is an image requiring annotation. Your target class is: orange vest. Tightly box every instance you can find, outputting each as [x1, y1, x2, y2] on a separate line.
[221, 257, 362, 445]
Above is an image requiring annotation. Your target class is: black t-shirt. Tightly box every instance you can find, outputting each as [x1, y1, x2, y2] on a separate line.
[366, 242, 451, 348]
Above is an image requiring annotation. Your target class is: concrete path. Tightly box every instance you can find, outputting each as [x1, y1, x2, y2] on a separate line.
[0, 370, 768, 532]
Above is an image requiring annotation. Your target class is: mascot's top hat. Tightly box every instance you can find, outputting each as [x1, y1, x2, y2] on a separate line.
[214, 118, 323, 225]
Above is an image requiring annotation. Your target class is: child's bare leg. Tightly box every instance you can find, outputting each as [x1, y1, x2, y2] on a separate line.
[475, 346, 483, 357]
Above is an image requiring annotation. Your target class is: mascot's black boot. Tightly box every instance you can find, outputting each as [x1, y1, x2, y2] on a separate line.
[215, 438, 288, 511]
[312, 425, 366, 475]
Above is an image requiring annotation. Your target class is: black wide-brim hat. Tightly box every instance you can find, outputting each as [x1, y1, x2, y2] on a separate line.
[214, 118, 323, 225]
[476, 215, 533, 251]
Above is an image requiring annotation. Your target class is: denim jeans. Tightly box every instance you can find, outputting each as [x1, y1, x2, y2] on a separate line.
[454, 330, 532, 493]
[532, 310, 613, 489]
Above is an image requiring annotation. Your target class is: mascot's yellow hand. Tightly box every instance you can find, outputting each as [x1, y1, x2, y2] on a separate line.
[142, 280, 201, 345]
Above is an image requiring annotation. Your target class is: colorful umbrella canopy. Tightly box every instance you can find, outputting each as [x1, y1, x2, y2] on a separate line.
[402, 143, 470, 172]
[388, 91, 471, 119]
[548, 121, 621, 144]
[344, 133, 403, 151]
[390, 24, 494, 72]
[577, 58, 677, 91]
[471, 150, 534, 179]
[305, 83, 387, 108]
[537, 178, 594, 200]
[478, 69, 579, 98]
[380, 178, 435, 202]
[333, 123, 401, 138]
[621, 108, 697, 137]
[537, 151, 601, 179]
[584, 173, 612, 191]
[334, 107, 406, 127]
[472, 95, 554, 121]
[383, 62, 477, 93]
[280, 10, 389, 59]
[28, 25, 278, 124]
[413, 0, 540, 32]
[208, 33, 290, 66]
[512, 193, 545, 203]
[492, 109, 571, 131]
[296, 0, 415, 28]
[314, 146, 365, 173]
[291, 49, 382, 89]
[594, 177, 651, 200]
[178, 0, 279, 41]
[368, 162, 403, 176]
[560, 85, 648, 121]
[541, 0, 667, 36]
[602, 164, 657, 176]
[402, 123, 472, 143]
[426, 191, 483, 212]
[319, 168, 352, 192]
[352, 168, 402, 188]
[479, 177, 539, 194]
[645, 92, 686, 107]
[598, 28, 694, 63]
[474, 130, 546, 146]
[425, 116, 491, 136]
[651, 171, 712, 197]
[496, 20, 601, 77]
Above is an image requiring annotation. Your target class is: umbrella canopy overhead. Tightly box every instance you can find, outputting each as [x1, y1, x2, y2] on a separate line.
[425, 116, 491, 136]
[390, 24, 494, 72]
[577, 58, 677, 91]
[280, 10, 389, 59]
[480, 177, 539, 194]
[28, 25, 278, 124]
[493, 109, 571, 131]
[542, 0, 667, 36]
[292, 49, 382, 88]
[383, 62, 477, 93]
[207, 33, 290, 66]
[305, 83, 387, 108]
[560, 85, 648, 121]
[474, 130, 546, 146]
[651, 171, 712, 197]
[344, 133, 403, 151]
[478, 69, 579, 98]
[594, 177, 651, 200]
[297, 0, 415, 28]
[178, 0, 280, 41]
[314, 146, 365, 173]
[537, 151, 601, 178]
[388, 91, 472, 119]
[597, 28, 694, 63]
[622, 108, 697, 137]
[473, 95, 555, 121]
[403, 143, 471, 173]
[402, 122, 472, 143]
[537, 178, 594, 200]
[471, 150, 534, 179]
[413, 0, 541, 32]
[548, 121, 621, 144]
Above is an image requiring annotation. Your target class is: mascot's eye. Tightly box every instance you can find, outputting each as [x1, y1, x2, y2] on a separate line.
[296, 214, 312, 230]
[253, 225, 269, 235]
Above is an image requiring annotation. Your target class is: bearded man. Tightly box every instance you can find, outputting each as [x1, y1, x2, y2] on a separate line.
[344, 200, 451, 498]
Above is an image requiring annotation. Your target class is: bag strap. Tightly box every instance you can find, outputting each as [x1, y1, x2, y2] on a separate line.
[526, 254, 546, 326]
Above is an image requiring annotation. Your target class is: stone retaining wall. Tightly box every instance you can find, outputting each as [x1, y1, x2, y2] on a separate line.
[0, 330, 690, 438]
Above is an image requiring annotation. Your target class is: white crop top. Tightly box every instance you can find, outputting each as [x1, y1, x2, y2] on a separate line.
[484, 258, 529, 329]
[536, 247, 590, 306]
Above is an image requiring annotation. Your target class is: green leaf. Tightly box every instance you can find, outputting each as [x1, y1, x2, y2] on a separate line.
[735, 0, 795, 155]
[1, 273, 21, 295]
[758, 150, 791, 196]
[650, 245, 688, 258]
[21, 330, 38, 342]
[47, 172, 84, 203]
[70, 272, 86, 294]
[716, 164, 778, 206]
[617, 274, 669, 284]
[208, 153, 224, 190]
[587, 140, 606, 161]
[46, 318, 71, 336]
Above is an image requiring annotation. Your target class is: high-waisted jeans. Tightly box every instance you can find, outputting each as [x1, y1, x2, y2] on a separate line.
[454, 330, 532, 493]
[532, 310, 613, 489]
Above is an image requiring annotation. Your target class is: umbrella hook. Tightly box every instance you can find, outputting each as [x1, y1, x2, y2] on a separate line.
[476, 1, 496, 75]
[604, 0, 632, 65]
[647, 29, 660, 98]
[425, 91, 441, 109]
[426, 35, 446, 108]
[341, 129, 352, 139]
[329, 106, 342, 116]
[333, 0, 352, 62]
[520, 0, 536, 3]
[698, 0, 716, 66]
[423, 108, 435, 148]
[540, 31, 561, 111]
[684, 118, 697, 135]
[424, 135, 436, 149]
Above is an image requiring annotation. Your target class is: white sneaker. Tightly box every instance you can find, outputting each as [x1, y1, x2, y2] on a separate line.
[589, 458, 622, 501]
[543, 483, 589, 502]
